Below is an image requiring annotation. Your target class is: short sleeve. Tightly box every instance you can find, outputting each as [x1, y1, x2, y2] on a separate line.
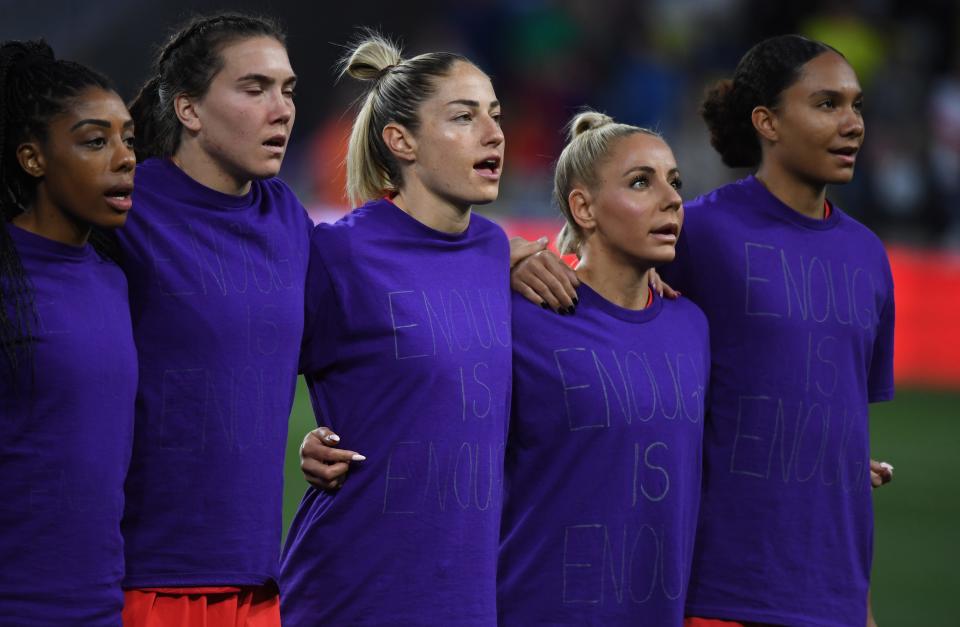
[299, 226, 342, 376]
[868, 256, 895, 403]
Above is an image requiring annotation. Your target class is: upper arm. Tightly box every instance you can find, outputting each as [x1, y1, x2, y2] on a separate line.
[299, 231, 342, 376]
[867, 256, 895, 403]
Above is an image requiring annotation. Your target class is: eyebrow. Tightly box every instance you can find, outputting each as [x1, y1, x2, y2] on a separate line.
[236, 73, 298, 86]
[622, 165, 680, 177]
[70, 118, 134, 131]
[809, 89, 862, 100]
[446, 99, 500, 108]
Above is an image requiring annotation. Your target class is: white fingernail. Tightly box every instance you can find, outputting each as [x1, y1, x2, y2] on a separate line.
[351, 454, 366, 461]
[880, 462, 894, 473]
[324, 434, 340, 443]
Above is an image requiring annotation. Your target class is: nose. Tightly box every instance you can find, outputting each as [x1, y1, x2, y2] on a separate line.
[271, 87, 295, 125]
[660, 181, 682, 212]
[840, 105, 864, 139]
[482, 112, 504, 147]
[113, 139, 135, 172]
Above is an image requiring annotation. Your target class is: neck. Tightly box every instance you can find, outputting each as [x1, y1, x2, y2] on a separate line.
[755, 161, 827, 219]
[173, 140, 252, 196]
[576, 243, 653, 310]
[391, 177, 471, 235]
[12, 200, 90, 247]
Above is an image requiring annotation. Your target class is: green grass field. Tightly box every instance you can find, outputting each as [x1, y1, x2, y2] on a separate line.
[282, 383, 958, 625]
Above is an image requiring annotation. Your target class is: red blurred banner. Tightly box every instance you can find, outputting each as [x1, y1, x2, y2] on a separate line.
[500, 217, 960, 391]
[310, 208, 960, 390]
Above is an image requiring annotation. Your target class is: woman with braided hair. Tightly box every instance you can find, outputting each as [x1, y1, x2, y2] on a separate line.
[117, 12, 311, 626]
[0, 40, 137, 624]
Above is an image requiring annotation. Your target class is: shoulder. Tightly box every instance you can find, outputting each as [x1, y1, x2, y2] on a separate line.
[685, 177, 754, 222]
[661, 296, 710, 335]
[468, 211, 510, 255]
[93, 253, 130, 290]
[510, 290, 562, 341]
[469, 211, 507, 238]
[308, 201, 385, 256]
[133, 157, 168, 183]
[254, 176, 308, 216]
[833, 207, 887, 251]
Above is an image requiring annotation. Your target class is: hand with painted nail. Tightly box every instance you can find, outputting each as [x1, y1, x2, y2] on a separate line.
[869, 459, 894, 488]
[648, 268, 680, 300]
[509, 236, 580, 313]
[299, 426, 366, 491]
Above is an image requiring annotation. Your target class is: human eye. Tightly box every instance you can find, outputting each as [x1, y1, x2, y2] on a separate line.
[491, 111, 502, 125]
[123, 133, 135, 149]
[817, 98, 836, 109]
[82, 136, 106, 149]
[671, 176, 683, 190]
[453, 112, 473, 122]
[630, 175, 649, 189]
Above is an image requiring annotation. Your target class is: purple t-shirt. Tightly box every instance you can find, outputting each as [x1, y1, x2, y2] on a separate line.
[660, 176, 895, 627]
[116, 158, 311, 587]
[499, 284, 709, 626]
[0, 225, 137, 625]
[280, 199, 512, 626]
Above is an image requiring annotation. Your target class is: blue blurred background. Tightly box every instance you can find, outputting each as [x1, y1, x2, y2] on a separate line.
[5, 0, 958, 623]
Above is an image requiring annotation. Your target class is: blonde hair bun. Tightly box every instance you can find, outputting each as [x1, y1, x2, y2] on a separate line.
[340, 34, 403, 82]
[568, 110, 615, 141]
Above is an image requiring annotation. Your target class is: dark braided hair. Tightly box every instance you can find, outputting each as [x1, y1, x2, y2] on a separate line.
[0, 39, 113, 379]
[700, 35, 839, 168]
[129, 12, 285, 161]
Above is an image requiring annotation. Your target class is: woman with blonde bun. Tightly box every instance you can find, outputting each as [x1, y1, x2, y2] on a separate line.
[279, 34, 511, 626]
[498, 111, 709, 626]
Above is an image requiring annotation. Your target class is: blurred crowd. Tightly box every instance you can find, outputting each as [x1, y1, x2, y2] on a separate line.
[6, 0, 960, 246]
[288, 0, 959, 248]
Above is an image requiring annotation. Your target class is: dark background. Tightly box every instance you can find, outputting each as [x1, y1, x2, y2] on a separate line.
[5, 1, 958, 623]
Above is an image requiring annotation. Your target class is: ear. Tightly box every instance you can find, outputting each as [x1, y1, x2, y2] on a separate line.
[15, 142, 45, 178]
[174, 92, 202, 132]
[751, 105, 779, 143]
[382, 122, 416, 164]
[568, 186, 596, 232]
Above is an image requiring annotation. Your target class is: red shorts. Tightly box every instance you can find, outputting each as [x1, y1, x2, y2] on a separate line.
[685, 618, 773, 627]
[685, 619, 747, 627]
[122, 585, 280, 627]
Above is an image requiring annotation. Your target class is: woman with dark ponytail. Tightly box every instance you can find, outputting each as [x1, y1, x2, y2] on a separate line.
[512, 35, 895, 627]
[670, 36, 893, 627]
[116, 12, 311, 627]
[0, 40, 137, 624]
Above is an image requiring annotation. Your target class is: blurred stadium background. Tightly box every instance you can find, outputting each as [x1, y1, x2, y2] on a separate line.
[5, 0, 958, 623]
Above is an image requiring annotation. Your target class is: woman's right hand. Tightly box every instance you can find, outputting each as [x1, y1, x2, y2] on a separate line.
[509, 236, 580, 313]
[299, 427, 366, 491]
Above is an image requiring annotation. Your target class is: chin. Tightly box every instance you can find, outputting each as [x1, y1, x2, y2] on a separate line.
[249, 161, 284, 180]
[466, 190, 500, 206]
[92, 215, 129, 231]
[826, 168, 856, 185]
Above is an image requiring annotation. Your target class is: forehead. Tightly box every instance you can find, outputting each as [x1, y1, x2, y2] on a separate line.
[426, 61, 497, 106]
[604, 133, 676, 170]
[53, 87, 130, 126]
[789, 51, 860, 95]
[216, 36, 293, 78]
